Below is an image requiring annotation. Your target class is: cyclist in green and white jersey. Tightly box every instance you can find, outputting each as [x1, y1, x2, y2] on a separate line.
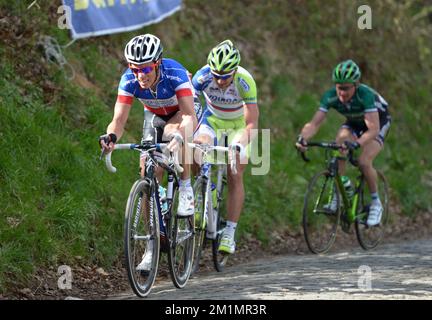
[192, 40, 259, 254]
[296, 60, 391, 226]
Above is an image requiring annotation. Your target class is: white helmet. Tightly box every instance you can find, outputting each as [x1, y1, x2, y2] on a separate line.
[124, 34, 163, 65]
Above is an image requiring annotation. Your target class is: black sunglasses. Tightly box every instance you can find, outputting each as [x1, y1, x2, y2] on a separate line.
[337, 84, 355, 91]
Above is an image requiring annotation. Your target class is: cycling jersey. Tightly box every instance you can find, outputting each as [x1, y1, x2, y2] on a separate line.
[192, 65, 257, 120]
[319, 83, 391, 125]
[117, 58, 194, 116]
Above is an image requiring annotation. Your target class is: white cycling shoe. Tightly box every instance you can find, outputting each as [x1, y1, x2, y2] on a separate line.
[367, 201, 383, 226]
[218, 234, 236, 254]
[323, 194, 338, 212]
[177, 186, 194, 217]
[136, 242, 153, 272]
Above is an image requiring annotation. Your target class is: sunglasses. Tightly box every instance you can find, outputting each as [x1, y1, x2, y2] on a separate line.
[336, 84, 355, 91]
[129, 63, 158, 75]
[211, 70, 235, 80]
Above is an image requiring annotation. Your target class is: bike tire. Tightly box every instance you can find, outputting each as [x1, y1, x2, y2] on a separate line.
[212, 176, 229, 272]
[355, 170, 389, 250]
[167, 183, 195, 288]
[303, 171, 341, 254]
[124, 179, 160, 298]
[191, 176, 207, 275]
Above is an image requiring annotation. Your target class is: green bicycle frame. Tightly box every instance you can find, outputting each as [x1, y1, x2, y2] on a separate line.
[329, 150, 361, 224]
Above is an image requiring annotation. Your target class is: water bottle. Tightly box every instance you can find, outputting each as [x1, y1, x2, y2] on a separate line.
[341, 176, 354, 198]
[159, 185, 168, 212]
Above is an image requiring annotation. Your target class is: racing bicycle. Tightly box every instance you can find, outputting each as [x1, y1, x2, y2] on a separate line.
[300, 141, 389, 254]
[104, 142, 194, 297]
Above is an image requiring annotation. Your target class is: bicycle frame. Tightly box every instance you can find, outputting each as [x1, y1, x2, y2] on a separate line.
[303, 143, 363, 224]
[189, 140, 236, 240]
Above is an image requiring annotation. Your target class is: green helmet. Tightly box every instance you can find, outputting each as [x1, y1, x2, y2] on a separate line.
[332, 60, 361, 83]
[207, 40, 241, 73]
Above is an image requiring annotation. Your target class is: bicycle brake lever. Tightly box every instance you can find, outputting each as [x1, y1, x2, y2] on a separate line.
[299, 150, 310, 162]
[99, 149, 106, 161]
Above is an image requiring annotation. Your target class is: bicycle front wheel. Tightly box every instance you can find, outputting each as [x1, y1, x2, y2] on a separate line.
[212, 175, 229, 272]
[191, 176, 206, 275]
[355, 170, 389, 250]
[167, 185, 195, 288]
[124, 179, 160, 298]
[303, 171, 341, 254]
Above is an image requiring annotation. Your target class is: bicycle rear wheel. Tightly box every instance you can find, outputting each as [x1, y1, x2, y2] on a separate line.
[355, 170, 389, 250]
[124, 179, 160, 298]
[191, 176, 206, 275]
[303, 171, 341, 254]
[167, 184, 195, 288]
[212, 174, 229, 272]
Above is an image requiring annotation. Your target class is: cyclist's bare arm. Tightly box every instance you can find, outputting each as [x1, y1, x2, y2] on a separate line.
[102, 102, 132, 152]
[300, 110, 327, 141]
[178, 95, 198, 139]
[236, 103, 259, 147]
[356, 111, 380, 147]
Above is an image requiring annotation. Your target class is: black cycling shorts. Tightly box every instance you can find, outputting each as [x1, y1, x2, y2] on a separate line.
[141, 110, 177, 144]
[341, 115, 391, 146]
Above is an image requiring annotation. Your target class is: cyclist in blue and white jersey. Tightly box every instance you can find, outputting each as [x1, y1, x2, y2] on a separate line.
[99, 34, 198, 271]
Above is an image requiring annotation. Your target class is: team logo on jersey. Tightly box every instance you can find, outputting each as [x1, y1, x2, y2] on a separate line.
[238, 78, 250, 92]
[166, 75, 182, 82]
[124, 78, 137, 86]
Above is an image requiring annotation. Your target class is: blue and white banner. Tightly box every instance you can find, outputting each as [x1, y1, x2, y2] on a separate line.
[63, 0, 182, 39]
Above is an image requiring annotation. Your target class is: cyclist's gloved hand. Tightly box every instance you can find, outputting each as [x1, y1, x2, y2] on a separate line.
[99, 133, 117, 153]
[295, 135, 308, 152]
[167, 132, 184, 153]
[342, 140, 360, 151]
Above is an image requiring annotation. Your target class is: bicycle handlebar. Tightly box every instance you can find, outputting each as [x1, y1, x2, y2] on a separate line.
[103, 143, 184, 174]
[188, 142, 238, 175]
[298, 141, 358, 167]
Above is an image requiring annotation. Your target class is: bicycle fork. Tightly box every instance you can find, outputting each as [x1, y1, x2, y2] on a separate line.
[202, 163, 217, 239]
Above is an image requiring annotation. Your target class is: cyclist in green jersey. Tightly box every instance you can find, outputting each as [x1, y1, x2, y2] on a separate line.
[192, 40, 259, 254]
[295, 60, 391, 226]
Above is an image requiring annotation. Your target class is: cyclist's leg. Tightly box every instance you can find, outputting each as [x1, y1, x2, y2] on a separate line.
[140, 111, 168, 181]
[358, 118, 390, 194]
[218, 119, 248, 254]
[163, 110, 194, 181]
[358, 119, 390, 226]
[163, 110, 195, 216]
[358, 140, 382, 193]
[225, 123, 249, 224]
[335, 123, 357, 175]
[193, 109, 217, 166]
[226, 161, 247, 223]
[138, 110, 167, 271]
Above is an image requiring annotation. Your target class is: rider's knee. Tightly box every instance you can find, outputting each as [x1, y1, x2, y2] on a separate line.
[358, 157, 372, 171]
